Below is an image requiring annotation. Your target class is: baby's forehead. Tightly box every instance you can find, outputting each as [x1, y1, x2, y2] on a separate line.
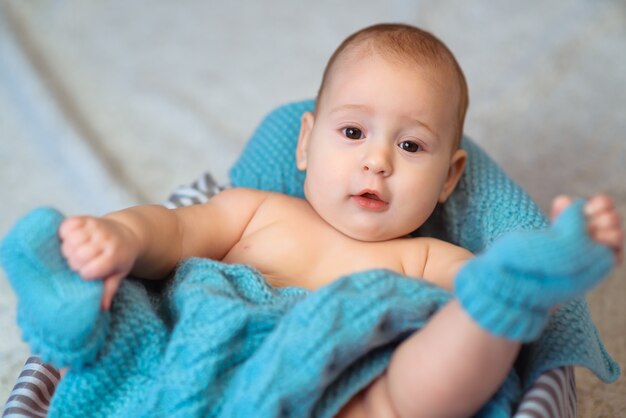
[322, 49, 458, 105]
[329, 42, 457, 87]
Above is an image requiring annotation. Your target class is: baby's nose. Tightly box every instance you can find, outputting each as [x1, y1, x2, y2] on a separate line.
[362, 145, 393, 176]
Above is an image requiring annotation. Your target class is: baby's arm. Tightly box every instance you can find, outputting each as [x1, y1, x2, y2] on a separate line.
[376, 195, 623, 418]
[59, 188, 267, 309]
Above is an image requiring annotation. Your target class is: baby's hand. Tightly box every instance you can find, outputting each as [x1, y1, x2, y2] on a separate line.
[59, 216, 140, 310]
[552, 194, 624, 265]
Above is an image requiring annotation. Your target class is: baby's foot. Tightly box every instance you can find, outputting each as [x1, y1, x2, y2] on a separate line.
[0, 207, 109, 369]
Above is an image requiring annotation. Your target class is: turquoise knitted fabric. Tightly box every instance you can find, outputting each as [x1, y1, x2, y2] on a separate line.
[0, 207, 109, 369]
[1, 100, 620, 417]
[0, 206, 618, 417]
[229, 100, 620, 389]
[455, 200, 614, 341]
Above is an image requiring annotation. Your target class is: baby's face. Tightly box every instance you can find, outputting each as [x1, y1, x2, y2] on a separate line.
[297, 51, 466, 241]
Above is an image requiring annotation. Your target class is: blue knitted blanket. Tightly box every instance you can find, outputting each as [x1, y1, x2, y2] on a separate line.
[0, 207, 620, 417]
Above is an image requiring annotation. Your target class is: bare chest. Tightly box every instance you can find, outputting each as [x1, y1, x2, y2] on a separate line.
[221, 199, 419, 290]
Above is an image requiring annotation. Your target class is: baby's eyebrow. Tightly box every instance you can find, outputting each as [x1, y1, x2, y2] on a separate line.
[328, 103, 374, 115]
[404, 116, 438, 140]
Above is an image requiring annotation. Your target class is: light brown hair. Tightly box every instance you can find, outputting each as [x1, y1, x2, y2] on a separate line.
[315, 23, 469, 147]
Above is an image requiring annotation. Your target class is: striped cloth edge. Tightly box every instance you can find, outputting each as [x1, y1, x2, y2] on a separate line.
[1, 353, 578, 418]
[2, 172, 577, 418]
[2, 357, 60, 418]
[513, 366, 576, 417]
[162, 173, 226, 209]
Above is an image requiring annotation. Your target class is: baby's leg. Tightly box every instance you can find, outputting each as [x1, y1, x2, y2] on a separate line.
[337, 301, 518, 418]
[372, 301, 519, 418]
[350, 198, 620, 418]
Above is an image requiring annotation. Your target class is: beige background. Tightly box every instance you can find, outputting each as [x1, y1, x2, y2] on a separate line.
[1, 1, 624, 415]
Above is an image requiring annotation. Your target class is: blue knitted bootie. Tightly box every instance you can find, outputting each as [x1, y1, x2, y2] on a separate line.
[0, 207, 109, 369]
[455, 200, 615, 342]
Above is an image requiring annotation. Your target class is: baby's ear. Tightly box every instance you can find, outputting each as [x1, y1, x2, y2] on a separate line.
[296, 112, 314, 170]
[438, 148, 467, 203]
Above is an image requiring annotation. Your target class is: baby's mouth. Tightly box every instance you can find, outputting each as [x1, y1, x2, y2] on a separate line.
[351, 191, 389, 211]
[362, 192, 381, 201]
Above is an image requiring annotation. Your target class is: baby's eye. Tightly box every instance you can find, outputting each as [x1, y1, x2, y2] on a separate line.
[399, 140, 422, 153]
[342, 127, 364, 140]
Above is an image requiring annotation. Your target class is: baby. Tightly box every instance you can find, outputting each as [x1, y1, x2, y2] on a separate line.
[57, 24, 622, 417]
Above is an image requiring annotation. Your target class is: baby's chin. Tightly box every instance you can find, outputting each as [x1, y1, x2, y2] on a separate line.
[333, 222, 411, 242]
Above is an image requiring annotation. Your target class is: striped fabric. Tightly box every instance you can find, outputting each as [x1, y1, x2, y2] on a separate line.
[163, 173, 225, 209]
[1, 173, 577, 417]
[514, 367, 577, 417]
[1, 352, 578, 418]
[2, 357, 60, 418]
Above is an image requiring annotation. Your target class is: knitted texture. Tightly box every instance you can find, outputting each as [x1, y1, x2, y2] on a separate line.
[0, 210, 534, 417]
[455, 200, 614, 342]
[0, 207, 109, 369]
[2, 100, 620, 416]
[229, 100, 310, 199]
[1, 210, 618, 417]
[229, 99, 619, 380]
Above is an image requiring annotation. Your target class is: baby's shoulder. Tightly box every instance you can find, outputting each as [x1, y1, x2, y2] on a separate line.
[198, 188, 275, 227]
[398, 237, 472, 288]
[251, 189, 313, 214]
[212, 187, 275, 209]
[214, 188, 309, 226]
[219, 188, 300, 205]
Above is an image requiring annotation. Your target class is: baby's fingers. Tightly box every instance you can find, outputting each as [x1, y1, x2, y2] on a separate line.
[101, 272, 124, 311]
[58, 217, 85, 236]
[595, 230, 624, 266]
[590, 228, 624, 249]
[585, 194, 624, 265]
[588, 210, 622, 235]
[550, 195, 573, 222]
[75, 251, 115, 280]
[64, 243, 104, 274]
[59, 221, 91, 252]
[584, 194, 614, 217]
